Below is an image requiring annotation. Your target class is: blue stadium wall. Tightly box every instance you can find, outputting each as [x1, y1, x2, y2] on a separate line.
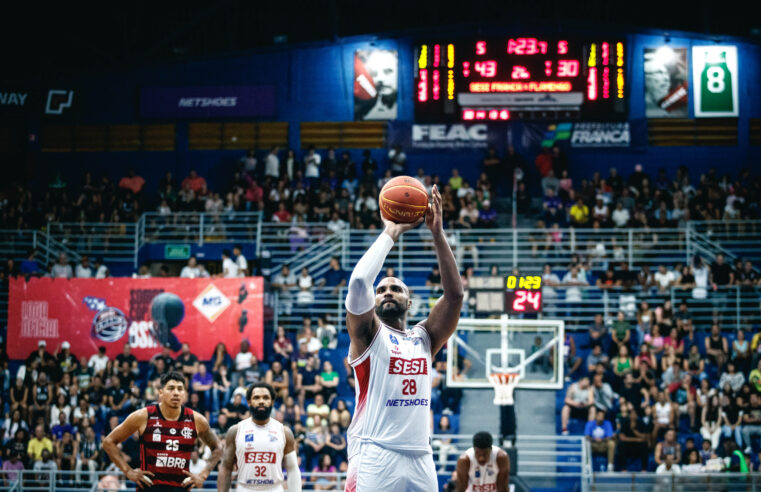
[17, 30, 761, 192]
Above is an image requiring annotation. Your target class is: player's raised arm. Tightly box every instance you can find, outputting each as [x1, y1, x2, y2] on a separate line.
[102, 408, 154, 489]
[345, 215, 423, 359]
[424, 184, 464, 355]
[282, 426, 302, 491]
[217, 424, 238, 492]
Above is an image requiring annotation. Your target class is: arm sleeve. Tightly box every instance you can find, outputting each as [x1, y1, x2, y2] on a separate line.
[344, 232, 394, 315]
[284, 451, 302, 491]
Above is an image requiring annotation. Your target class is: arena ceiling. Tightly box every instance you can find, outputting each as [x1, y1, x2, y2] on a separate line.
[1, 0, 756, 81]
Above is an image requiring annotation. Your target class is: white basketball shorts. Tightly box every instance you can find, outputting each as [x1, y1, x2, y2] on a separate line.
[344, 441, 438, 492]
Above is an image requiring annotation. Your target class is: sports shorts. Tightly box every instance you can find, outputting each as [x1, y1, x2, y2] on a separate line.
[344, 441, 437, 492]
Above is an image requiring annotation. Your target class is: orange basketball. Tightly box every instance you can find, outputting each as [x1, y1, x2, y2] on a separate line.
[379, 176, 429, 223]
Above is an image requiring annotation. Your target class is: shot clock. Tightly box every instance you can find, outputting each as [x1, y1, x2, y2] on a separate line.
[414, 37, 627, 121]
[504, 275, 543, 314]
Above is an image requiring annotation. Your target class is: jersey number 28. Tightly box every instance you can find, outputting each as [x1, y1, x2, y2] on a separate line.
[402, 379, 417, 395]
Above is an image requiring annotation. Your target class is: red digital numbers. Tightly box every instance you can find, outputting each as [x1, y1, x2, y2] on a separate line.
[474, 60, 497, 77]
[557, 60, 579, 77]
[587, 67, 598, 101]
[476, 41, 487, 55]
[507, 38, 548, 55]
[432, 70, 440, 100]
[557, 40, 569, 54]
[544, 60, 552, 76]
[511, 65, 530, 79]
[462, 61, 471, 77]
[512, 291, 542, 312]
[433, 44, 441, 67]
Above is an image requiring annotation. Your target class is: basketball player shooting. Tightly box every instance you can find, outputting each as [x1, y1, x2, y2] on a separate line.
[217, 382, 301, 492]
[344, 184, 464, 491]
[455, 432, 510, 492]
[102, 372, 222, 491]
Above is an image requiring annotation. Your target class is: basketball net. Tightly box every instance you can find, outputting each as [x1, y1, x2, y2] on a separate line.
[488, 371, 521, 406]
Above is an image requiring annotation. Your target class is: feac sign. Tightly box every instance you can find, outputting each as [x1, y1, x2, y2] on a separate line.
[412, 124, 488, 149]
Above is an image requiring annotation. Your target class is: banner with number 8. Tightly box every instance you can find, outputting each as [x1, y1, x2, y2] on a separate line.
[693, 46, 739, 117]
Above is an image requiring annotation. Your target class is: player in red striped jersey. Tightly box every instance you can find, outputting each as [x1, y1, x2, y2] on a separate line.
[103, 371, 222, 491]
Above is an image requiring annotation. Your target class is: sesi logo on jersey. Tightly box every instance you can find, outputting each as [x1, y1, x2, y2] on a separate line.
[388, 357, 428, 375]
[245, 452, 276, 464]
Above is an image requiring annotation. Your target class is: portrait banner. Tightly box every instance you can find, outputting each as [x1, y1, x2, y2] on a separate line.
[643, 47, 688, 118]
[354, 49, 398, 120]
[7, 277, 264, 360]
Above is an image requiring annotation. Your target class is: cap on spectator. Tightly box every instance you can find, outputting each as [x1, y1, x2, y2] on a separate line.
[482, 199, 491, 208]
[62, 341, 70, 349]
[38, 340, 46, 347]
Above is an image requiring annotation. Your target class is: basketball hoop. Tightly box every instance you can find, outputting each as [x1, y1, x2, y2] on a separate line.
[488, 371, 521, 406]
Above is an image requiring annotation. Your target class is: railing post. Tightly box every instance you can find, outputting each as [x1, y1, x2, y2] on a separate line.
[199, 214, 205, 246]
[570, 227, 576, 253]
[337, 286, 343, 332]
[512, 228, 518, 269]
[685, 223, 692, 264]
[133, 221, 139, 270]
[627, 229, 633, 268]
[273, 290, 279, 333]
[736, 285, 741, 331]
[255, 214, 263, 257]
[341, 229, 348, 271]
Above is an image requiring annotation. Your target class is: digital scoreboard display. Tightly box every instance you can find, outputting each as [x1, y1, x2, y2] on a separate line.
[504, 275, 543, 314]
[414, 38, 627, 121]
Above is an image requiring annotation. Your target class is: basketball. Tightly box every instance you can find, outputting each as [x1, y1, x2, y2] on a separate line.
[379, 176, 429, 223]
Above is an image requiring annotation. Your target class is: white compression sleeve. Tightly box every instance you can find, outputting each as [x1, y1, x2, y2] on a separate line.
[284, 451, 301, 491]
[344, 232, 394, 315]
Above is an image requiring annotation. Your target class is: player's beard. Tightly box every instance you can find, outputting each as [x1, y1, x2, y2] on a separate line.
[252, 404, 273, 421]
[376, 299, 405, 320]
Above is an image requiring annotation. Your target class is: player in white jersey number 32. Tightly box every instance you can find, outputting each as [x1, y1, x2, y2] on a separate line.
[217, 382, 301, 492]
[456, 432, 510, 492]
[344, 184, 463, 491]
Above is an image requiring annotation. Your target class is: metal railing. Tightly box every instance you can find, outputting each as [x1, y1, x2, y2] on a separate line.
[590, 471, 761, 491]
[0, 229, 81, 267]
[47, 221, 134, 266]
[542, 285, 759, 331]
[259, 222, 346, 279]
[690, 220, 761, 264]
[140, 211, 263, 247]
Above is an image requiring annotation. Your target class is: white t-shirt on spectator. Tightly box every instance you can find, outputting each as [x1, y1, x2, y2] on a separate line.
[88, 354, 109, 374]
[299, 336, 322, 354]
[236, 255, 248, 277]
[265, 154, 280, 178]
[223, 258, 240, 278]
[327, 218, 347, 233]
[542, 273, 561, 298]
[654, 271, 675, 290]
[95, 265, 109, 279]
[561, 271, 588, 302]
[73, 405, 95, 423]
[304, 153, 322, 178]
[51, 264, 73, 278]
[655, 463, 681, 474]
[75, 265, 93, 278]
[234, 351, 254, 371]
[612, 208, 630, 227]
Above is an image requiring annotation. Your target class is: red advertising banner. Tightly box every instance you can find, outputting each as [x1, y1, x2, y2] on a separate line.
[7, 277, 264, 361]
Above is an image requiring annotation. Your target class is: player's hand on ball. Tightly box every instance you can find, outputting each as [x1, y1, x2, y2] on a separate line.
[425, 184, 443, 233]
[381, 215, 425, 241]
[126, 469, 154, 489]
[182, 470, 205, 489]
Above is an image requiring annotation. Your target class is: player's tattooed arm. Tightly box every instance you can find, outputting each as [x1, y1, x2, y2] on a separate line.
[194, 412, 223, 480]
[455, 454, 470, 492]
[217, 425, 238, 492]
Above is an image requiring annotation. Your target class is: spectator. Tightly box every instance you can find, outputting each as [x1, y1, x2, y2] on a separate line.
[705, 324, 729, 370]
[304, 145, 322, 184]
[477, 200, 497, 228]
[535, 146, 553, 177]
[592, 372, 616, 416]
[562, 265, 588, 303]
[76, 426, 100, 484]
[72, 398, 95, 428]
[654, 428, 681, 466]
[233, 244, 248, 277]
[388, 144, 407, 176]
[611, 201, 630, 228]
[180, 256, 208, 278]
[304, 415, 327, 469]
[653, 265, 676, 295]
[231, 339, 255, 388]
[188, 449, 207, 476]
[742, 393, 761, 454]
[27, 425, 53, 463]
[611, 312, 631, 353]
[221, 393, 249, 427]
[701, 394, 722, 450]
[330, 399, 352, 430]
[32, 448, 57, 478]
[655, 453, 681, 475]
[316, 316, 337, 350]
[617, 407, 649, 471]
[448, 168, 462, 190]
[74, 255, 93, 278]
[264, 360, 290, 402]
[177, 343, 199, 377]
[55, 430, 78, 481]
[118, 169, 145, 195]
[720, 361, 746, 394]
[561, 377, 595, 435]
[212, 365, 231, 414]
[2, 451, 24, 484]
[296, 267, 315, 314]
[271, 325, 294, 367]
[710, 253, 734, 289]
[20, 249, 42, 277]
[88, 346, 109, 376]
[51, 253, 73, 278]
[652, 392, 675, 438]
[296, 356, 322, 410]
[306, 394, 330, 427]
[298, 324, 322, 355]
[733, 329, 751, 375]
[318, 361, 339, 405]
[30, 372, 53, 424]
[320, 256, 346, 295]
[612, 345, 634, 382]
[181, 169, 207, 194]
[220, 249, 239, 278]
[191, 363, 214, 410]
[264, 146, 280, 180]
[587, 344, 609, 374]
[569, 198, 590, 227]
[585, 408, 615, 471]
[324, 423, 347, 467]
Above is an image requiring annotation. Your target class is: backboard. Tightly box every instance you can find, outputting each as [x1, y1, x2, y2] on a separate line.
[445, 316, 565, 390]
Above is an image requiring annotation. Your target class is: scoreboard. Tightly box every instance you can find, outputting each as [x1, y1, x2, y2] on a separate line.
[414, 37, 627, 122]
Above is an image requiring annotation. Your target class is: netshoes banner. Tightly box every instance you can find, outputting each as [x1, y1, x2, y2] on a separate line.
[7, 277, 264, 360]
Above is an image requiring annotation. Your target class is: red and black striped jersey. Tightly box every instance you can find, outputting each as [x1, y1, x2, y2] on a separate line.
[139, 404, 197, 487]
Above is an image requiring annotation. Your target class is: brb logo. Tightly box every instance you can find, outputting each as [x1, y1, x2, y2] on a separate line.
[45, 90, 74, 115]
[192, 284, 231, 322]
[245, 452, 276, 464]
[155, 455, 187, 469]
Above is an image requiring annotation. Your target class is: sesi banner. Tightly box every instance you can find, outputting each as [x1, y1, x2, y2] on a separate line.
[7, 277, 264, 361]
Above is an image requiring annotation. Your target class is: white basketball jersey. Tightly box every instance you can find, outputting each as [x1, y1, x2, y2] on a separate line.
[347, 323, 432, 460]
[465, 446, 501, 492]
[235, 418, 286, 489]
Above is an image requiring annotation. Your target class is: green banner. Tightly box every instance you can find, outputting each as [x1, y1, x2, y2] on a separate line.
[693, 46, 738, 117]
[164, 244, 191, 260]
